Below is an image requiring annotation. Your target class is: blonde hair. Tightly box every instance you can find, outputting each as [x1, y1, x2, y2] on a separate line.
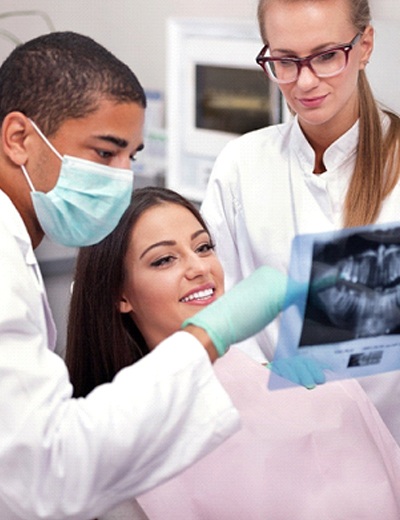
[258, 0, 400, 227]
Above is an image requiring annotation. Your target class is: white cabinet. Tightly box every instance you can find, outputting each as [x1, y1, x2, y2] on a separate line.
[165, 18, 283, 203]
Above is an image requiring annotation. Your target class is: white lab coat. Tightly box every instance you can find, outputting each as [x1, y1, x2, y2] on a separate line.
[99, 498, 149, 520]
[0, 190, 240, 520]
[202, 114, 400, 445]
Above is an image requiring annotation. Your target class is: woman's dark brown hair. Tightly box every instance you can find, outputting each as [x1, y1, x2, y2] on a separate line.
[65, 186, 210, 397]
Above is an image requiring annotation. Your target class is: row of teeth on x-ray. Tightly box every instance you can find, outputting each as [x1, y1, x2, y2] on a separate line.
[313, 244, 400, 338]
[339, 244, 400, 289]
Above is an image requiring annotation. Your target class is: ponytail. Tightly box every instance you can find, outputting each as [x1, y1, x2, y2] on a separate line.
[344, 71, 400, 226]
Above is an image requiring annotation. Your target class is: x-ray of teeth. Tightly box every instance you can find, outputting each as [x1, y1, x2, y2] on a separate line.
[301, 231, 400, 345]
[270, 221, 400, 389]
[339, 244, 400, 288]
[308, 243, 400, 340]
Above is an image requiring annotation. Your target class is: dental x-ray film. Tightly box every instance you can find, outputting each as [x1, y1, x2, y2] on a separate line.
[270, 221, 400, 389]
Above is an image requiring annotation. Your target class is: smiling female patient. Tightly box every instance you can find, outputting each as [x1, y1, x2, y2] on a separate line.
[66, 187, 400, 520]
[118, 192, 224, 351]
[66, 187, 225, 399]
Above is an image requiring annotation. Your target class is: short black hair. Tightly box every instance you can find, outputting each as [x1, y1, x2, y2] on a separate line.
[0, 31, 146, 135]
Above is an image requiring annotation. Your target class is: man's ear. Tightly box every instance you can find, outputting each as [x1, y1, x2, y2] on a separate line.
[119, 294, 134, 314]
[1, 112, 32, 166]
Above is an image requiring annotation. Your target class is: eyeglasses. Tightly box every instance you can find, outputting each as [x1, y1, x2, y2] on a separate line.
[256, 33, 362, 84]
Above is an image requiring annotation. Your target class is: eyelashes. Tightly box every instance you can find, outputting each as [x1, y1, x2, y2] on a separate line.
[150, 241, 216, 268]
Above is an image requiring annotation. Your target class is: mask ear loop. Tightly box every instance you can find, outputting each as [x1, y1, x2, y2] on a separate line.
[21, 119, 64, 192]
[29, 119, 63, 161]
[21, 164, 36, 192]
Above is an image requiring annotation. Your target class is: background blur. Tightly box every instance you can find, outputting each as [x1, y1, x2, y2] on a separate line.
[0, 0, 398, 92]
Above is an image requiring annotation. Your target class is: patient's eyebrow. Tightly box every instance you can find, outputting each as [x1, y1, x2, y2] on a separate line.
[191, 229, 208, 240]
[140, 240, 176, 260]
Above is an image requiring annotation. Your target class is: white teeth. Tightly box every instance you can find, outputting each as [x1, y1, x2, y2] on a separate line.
[181, 288, 214, 303]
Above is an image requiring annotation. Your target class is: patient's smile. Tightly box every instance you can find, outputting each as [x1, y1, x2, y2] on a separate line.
[180, 287, 215, 303]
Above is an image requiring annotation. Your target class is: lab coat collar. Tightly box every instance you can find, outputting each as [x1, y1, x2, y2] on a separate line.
[0, 189, 37, 266]
[291, 116, 359, 173]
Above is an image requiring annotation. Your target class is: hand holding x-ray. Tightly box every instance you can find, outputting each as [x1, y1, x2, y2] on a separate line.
[270, 221, 400, 390]
[183, 264, 334, 389]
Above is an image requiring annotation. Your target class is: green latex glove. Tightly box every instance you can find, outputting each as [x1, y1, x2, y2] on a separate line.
[182, 266, 303, 357]
[268, 357, 329, 389]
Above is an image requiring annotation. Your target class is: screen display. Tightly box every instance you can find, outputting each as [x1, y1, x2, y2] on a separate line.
[195, 65, 279, 135]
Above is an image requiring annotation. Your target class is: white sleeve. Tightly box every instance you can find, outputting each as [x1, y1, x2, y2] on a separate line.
[201, 141, 244, 291]
[201, 142, 269, 364]
[0, 223, 240, 520]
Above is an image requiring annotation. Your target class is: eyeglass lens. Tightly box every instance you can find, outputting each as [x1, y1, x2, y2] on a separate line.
[267, 48, 347, 83]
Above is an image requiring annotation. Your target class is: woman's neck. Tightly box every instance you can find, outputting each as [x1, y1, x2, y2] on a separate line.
[300, 117, 357, 174]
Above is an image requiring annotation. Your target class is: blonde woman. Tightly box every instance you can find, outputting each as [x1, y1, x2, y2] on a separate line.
[202, 0, 400, 443]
